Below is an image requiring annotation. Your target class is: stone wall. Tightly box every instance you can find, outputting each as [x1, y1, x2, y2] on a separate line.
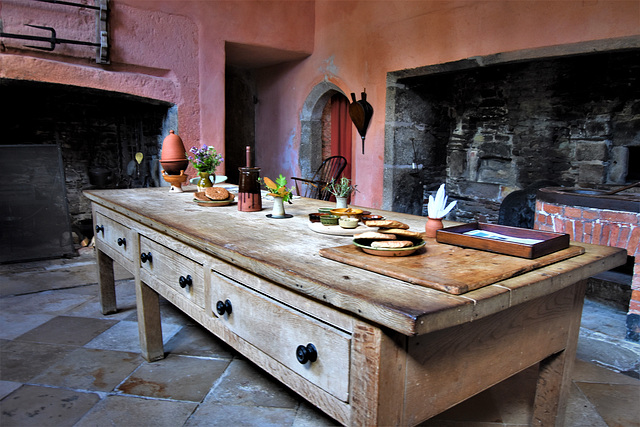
[386, 49, 640, 222]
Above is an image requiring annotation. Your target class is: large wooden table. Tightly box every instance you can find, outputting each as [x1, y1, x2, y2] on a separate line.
[85, 187, 626, 426]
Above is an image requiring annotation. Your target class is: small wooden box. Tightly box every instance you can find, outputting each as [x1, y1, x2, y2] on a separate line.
[436, 223, 570, 259]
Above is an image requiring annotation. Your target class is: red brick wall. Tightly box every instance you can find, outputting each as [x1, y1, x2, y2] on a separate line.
[535, 200, 640, 320]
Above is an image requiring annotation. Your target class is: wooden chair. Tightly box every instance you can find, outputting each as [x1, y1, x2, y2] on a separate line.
[291, 156, 347, 200]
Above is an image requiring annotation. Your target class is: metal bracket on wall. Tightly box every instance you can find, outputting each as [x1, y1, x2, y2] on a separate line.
[0, 0, 109, 64]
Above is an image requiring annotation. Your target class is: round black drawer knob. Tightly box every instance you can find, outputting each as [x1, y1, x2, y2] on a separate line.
[95, 225, 104, 234]
[296, 343, 317, 364]
[117, 237, 126, 247]
[140, 252, 152, 263]
[179, 275, 192, 288]
[216, 299, 232, 316]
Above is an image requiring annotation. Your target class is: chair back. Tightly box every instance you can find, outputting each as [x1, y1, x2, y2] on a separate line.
[294, 155, 347, 200]
[315, 155, 347, 200]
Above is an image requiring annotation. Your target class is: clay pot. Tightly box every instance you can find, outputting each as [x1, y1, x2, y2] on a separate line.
[160, 130, 188, 175]
[425, 217, 444, 238]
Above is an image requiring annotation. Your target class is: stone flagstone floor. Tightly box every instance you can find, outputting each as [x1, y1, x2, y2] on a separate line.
[1, 250, 639, 426]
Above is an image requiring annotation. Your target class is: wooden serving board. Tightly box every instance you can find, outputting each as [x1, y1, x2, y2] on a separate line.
[319, 240, 585, 295]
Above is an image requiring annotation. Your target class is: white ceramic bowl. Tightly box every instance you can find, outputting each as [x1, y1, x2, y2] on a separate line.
[339, 217, 359, 229]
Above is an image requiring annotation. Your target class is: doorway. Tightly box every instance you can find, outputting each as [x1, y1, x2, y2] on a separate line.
[322, 93, 353, 181]
[299, 82, 352, 184]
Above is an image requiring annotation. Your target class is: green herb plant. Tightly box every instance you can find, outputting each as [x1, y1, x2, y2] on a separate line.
[325, 177, 358, 198]
[261, 174, 295, 203]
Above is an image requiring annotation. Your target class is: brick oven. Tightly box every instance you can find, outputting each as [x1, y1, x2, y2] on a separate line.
[536, 187, 640, 342]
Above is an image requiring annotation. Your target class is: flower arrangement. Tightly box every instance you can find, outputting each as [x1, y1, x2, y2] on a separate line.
[187, 145, 224, 174]
[427, 184, 457, 219]
[261, 174, 294, 203]
[325, 177, 358, 198]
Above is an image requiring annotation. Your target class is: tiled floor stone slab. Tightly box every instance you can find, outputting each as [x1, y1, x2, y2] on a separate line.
[185, 403, 298, 427]
[74, 394, 198, 427]
[0, 384, 99, 427]
[0, 381, 21, 401]
[164, 324, 236, 358]
[0, 290, 93, 316]
[116, 354, 230, 402]
[63, 282, 138, 320]
[0, 340, 75, 383]
[576, 382, 640, 427]
[203, 358, 300, 408]
[30, 347, 143, 391]
[14, 316, 118, 346]
[0, 312, 56, 340]
[84, 320, 182, 353]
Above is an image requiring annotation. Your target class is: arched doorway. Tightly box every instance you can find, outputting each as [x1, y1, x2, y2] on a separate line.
[299, 82, 353, 183]
[322, 93, 353, 180]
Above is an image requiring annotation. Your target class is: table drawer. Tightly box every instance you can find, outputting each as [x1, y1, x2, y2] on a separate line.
[211, 271, 351, 402]
[94, 212, 134, 263]
[139, 236, 205, 308]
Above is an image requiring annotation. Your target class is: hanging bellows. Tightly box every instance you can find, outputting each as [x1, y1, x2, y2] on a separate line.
[349, 90, 373, 154]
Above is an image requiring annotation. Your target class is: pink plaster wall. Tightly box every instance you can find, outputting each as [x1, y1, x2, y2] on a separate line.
[2, 0, 638, 209]
[255, 0, 640, 208]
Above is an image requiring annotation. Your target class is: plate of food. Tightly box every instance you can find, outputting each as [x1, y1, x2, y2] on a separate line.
[353, 221, 425, 256]
[193, 187, 236, 206]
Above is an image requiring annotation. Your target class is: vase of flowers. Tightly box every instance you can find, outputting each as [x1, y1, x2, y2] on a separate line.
[261, 174, 294, 218]
[187, 144, 224, 191]
[325, 177, 358, 208]
[425, 183, 457, 237]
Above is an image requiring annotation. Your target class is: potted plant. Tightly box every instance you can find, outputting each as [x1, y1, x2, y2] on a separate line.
[261, 174, 294, 218]
[425, 183, 457, 237]
[187, 144, 224, 190]
[325, 177, 358, 208]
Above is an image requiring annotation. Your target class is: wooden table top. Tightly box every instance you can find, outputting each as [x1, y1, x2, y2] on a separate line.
[85, 187, 627, 336]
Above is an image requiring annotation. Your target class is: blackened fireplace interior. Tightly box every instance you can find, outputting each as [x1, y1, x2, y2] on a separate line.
[384, 47, 640, 224]
[1, 79, 174, 263]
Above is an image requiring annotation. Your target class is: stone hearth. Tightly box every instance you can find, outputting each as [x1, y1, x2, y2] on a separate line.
[383, 41, 640, 223]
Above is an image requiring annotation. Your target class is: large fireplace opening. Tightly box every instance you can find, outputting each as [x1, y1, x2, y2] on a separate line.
[384, 47, 640, 222]
[1, 79, 174, 263]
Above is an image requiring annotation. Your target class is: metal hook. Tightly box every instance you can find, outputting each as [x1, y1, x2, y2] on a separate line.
[24, 24, 56, 51]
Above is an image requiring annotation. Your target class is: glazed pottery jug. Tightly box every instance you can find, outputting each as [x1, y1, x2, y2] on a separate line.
[425, 217, 444, 238]
[160, 130, 188, 175]
[197, 172, 214, 191]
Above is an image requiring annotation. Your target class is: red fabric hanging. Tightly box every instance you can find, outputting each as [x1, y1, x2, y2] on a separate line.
[330, 94, 352, 180]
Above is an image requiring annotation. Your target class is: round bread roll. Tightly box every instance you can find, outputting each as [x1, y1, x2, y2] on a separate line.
[355, 231, 397, 240]
[371, 240, 414, 248]
[364, 220, 409, 229]
[377, 228, 423, 239]
[204, 186, 230, 201]
[194, 192, 210, 201]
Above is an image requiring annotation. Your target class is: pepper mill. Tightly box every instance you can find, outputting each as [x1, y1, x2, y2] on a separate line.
[238, 146, 262, 212]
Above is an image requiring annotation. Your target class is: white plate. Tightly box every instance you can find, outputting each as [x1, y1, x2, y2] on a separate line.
[190, 175, 227, 185]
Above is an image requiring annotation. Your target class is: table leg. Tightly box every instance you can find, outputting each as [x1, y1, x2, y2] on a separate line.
[96, 249, 117, 315]
[531, 279, 587, 426]
[135, 278, 165, 362]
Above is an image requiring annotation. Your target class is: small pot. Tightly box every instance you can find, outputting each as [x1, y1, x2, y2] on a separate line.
[425, 217, 444, 238]
[339, 217, 359, 229]
[309, 212, 330, 223]
[320, 215, 339, 226]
